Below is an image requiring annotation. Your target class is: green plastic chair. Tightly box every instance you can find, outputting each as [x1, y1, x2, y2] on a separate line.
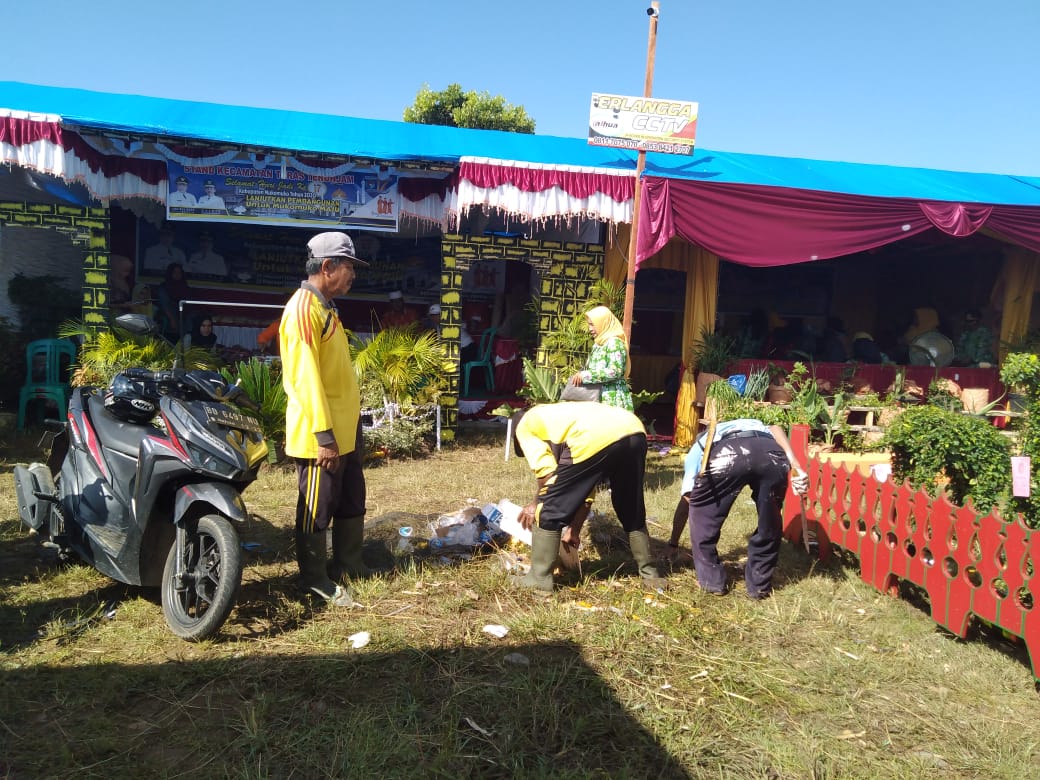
[462, 327, 497, 397]
[17, 338, 77, 431]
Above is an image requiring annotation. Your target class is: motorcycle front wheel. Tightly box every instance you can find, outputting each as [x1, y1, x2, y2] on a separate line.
[161, 514, 242, 641]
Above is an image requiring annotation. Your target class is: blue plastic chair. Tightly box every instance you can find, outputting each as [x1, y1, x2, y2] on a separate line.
[462, 327, 497, 397]
[17, 338, 77, 431]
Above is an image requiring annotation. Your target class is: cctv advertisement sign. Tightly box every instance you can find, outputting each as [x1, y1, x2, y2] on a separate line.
[165, 160, 399, 232]
[588, 93, 698, 155]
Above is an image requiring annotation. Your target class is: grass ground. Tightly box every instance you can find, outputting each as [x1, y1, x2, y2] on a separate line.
[1, 423, 1039, 779]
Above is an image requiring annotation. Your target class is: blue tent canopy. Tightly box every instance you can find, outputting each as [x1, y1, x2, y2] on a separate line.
[2, 80, 1040, 206]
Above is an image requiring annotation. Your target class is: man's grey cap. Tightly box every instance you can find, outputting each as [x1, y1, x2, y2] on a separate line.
[306, 232, 370, 266]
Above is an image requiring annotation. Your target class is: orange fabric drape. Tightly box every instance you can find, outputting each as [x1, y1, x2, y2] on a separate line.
[996, 246, 1040, 358]
[607, 226, 720, 447]
[604, 224, 629, 288]
[673, 245, 719, 447]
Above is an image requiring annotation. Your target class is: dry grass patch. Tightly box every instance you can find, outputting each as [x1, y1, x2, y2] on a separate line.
[1, 424, 1039, 777]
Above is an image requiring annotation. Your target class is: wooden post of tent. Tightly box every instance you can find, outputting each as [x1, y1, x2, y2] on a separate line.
[622, 1, 660, 341]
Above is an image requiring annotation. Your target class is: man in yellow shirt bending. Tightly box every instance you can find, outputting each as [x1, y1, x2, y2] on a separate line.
[279, 232, 369, 607]
[511, 402, 666, 594]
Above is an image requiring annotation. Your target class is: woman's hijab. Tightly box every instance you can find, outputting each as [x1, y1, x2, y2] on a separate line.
[586, 305, 630, 377]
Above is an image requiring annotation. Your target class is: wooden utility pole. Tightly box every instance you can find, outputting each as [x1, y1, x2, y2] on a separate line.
[622, 1, 660, 341]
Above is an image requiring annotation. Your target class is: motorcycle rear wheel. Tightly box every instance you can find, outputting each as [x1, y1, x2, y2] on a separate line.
[161, 514, 242, 641]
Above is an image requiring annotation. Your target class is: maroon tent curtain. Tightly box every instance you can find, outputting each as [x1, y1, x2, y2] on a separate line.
[637, 177, 1040, 268]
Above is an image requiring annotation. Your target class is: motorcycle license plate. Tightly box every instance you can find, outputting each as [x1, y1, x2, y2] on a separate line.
[204, 405, 262, 435]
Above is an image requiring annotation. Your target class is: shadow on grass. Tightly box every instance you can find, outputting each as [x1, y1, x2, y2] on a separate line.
[0, 641, 694, 778]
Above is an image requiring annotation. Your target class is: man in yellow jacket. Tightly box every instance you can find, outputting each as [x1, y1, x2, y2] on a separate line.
[279, 232, 369, 607]
[511, 402, 665, 594]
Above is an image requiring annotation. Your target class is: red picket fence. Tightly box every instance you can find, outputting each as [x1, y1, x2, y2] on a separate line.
[782, 425, 1040, 680]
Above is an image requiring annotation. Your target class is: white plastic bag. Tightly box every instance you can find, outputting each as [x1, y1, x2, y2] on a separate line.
[495, 499, 531, 546]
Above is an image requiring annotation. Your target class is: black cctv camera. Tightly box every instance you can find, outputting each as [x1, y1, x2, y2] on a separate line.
[646, 6, 659, 17]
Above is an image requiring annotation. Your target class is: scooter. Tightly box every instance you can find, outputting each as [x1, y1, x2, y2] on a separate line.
[13, 336, 268, 641]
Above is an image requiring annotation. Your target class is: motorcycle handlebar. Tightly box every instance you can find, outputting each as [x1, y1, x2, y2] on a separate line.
[120, 368, 260, 414]
[122, 368, 182, 383]
[122, 367, 160, 381]
[228, 385, 260, 412]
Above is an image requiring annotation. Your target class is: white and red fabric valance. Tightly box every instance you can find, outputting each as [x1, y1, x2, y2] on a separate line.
[1, 112, 167, 202]
[2, 114, 645, 228]
[454, 157, 634, 225]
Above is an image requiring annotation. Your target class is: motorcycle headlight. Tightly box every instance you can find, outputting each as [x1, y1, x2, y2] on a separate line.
[185, 441, 240, 477]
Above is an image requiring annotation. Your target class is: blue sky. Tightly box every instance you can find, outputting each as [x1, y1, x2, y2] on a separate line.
[5, 0, 1039, 175]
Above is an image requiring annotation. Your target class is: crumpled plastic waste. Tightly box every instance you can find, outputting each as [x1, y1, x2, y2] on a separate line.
[348, 631, 371, 649]
[425, 499, 527, 550]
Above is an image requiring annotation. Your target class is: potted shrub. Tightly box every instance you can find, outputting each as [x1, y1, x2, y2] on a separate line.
[691, 327, 736, 406]
[883, 404, 1010, 512]
[1001, 352, 1040, 409]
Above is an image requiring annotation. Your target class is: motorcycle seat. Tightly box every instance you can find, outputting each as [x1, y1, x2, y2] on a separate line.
[87, 394, 156, 456]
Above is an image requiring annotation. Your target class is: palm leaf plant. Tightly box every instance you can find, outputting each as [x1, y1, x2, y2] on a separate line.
[58, 320, 219, 387]
[220, 358, 287, 444]
[350, 327, 451, 407]
[691, 326, 737, 376]
[350, 327, 451, 458]
[538, 312, 592, 377]
[517, 357, 565, 404]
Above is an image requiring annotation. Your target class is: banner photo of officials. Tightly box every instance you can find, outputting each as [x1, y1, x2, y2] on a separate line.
[165, 159, 400, 232]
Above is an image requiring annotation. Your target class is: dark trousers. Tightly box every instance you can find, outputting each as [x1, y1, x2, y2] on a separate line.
[294, 422, 366, 534]
[687, 435, 790, 595]
[536, 433, 647, 533]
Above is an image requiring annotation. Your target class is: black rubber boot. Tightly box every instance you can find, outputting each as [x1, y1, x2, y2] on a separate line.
[296, 529, 353, 607]
[510, 525, 560, 594]
[329, 515, 372, 581]
[628, 530, 668, 592]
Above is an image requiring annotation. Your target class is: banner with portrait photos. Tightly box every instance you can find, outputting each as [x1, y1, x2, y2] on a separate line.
[165, 160, 399, 232]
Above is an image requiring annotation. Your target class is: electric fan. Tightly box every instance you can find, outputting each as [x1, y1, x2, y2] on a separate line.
[908, 330, 955, 367]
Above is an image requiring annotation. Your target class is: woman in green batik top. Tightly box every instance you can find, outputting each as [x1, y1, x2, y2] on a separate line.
[568, 305, 633, 411]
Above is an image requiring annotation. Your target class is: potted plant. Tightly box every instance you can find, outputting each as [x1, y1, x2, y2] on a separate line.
[765, 362, 794, 404]
[691, 327, 736, 406]
[743, 366, 771, 403]
[1001, 352, 1040, 411]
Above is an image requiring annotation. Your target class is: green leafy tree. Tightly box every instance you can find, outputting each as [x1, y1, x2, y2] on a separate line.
[403, 83, 535, 133]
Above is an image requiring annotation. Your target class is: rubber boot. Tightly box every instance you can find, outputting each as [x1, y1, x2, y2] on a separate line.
[510, 525, 560, 594]
[628, 530, 668, 592]
[329, 515, 372, 581]
[296, 529, 353, 607]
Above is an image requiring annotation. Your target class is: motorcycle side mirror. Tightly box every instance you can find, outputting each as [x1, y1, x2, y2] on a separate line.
[114, 313, 159, 336]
